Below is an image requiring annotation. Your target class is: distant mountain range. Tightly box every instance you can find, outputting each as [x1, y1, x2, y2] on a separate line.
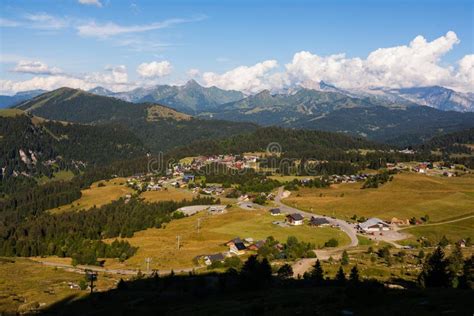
[355, 86, 474, 112]
[0, 90, 46, 108]
[202, 87, 474, 145]
[89, 79, 245, 114]
[7, 82, 474, 146]
[13, 87, 257, 153]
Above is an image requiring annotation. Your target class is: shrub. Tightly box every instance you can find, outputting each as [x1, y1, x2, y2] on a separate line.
[324, 238, 339, 248]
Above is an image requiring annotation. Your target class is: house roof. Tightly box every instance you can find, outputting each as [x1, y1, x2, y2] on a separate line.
[358, 217, 389, 229]
[227, 237, 243, 244]
[287, 213, 304, 221]
[234, 242, 246, 251]
[207, 253, 225, 262]
[310, 217, 330, 225]
[270, 208, 281, 214]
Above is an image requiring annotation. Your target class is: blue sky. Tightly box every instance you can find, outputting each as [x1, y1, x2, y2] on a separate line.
[0, 0, 473, 94]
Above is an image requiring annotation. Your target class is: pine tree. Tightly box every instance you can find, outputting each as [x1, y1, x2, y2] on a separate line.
[341, 250, 350, 266]
[336, 266, 346, 284]
[349, 265, 360, 283]
[418, 246, 451, 287]
[310, 259, 324, 283]
[448, 243, 464, 277]
[458, 255, 473, 289]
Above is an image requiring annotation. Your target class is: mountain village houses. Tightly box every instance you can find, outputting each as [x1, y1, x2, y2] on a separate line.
[197, 236, 271, 266]
[357, 218, 391, 233]
[286, 213, 304, 226]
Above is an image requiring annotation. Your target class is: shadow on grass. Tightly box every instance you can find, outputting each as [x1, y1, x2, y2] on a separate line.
[39, 271, 474, 316]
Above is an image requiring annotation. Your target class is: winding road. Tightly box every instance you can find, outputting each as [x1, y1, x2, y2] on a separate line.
[274, 186, 362, 277]
[274, 187, 359, 247]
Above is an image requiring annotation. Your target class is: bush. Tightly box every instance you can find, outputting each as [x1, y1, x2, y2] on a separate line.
[79, 280, 87, 290]
[324, 238, 339, 248]
[253, 195, 267, 205]
[224, 256, 242, 269]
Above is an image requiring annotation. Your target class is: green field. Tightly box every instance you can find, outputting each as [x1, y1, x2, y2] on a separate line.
[210, 212, 350, 248]
[401, 216, 474, 243]
[283, 172, 474, 222]
[49, 177, 133, 214]
[37, 170, 75, 185]
[104, 208, 349, 271]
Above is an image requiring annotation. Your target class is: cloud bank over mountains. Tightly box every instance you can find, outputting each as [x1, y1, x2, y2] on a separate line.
[200, 31, 473, 94]
[1, 31, 472, 95]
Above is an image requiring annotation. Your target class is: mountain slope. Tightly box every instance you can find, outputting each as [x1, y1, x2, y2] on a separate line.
[89, 80, 245, 114]
[0, 110, 147, 185]
[206, 88, 384, 125]
[419, 128, 474, 153]
[202, 88, 474, 145]
[383, 86, 474, 112]
[0, 90, 46, 108]
[14, 88, 258, 153]
[169, 126, 387, 159]
[296, 105, 474, 145]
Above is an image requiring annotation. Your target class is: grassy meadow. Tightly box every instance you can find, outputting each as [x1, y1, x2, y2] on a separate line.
[0, 258, 118, 313]
[140, 187, 196, 203]
[49, 178, 133, 214]
[37, 170, 75, 185]
[0, 109, 24, 117]
[283, 172, 474, 222]
[401, 216, 474, 243]
[105, 208, 350, 271]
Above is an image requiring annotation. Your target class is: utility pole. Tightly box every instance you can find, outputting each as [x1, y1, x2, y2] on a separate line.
[85, 270, 97, 294]
[176, 235, 181, 250]
[145, 257, 152, 273]
[197, 218, 201, 234]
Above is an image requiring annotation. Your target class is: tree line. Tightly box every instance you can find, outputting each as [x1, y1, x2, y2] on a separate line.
[0, 196, 218, 264]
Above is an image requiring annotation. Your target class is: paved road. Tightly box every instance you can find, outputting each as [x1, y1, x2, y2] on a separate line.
[274, 187, 359, 247]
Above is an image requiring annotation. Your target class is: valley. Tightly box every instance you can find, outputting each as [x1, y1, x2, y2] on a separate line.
[1, 73, 474, 315]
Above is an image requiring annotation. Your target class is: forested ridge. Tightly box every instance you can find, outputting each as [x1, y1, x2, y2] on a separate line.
[13, 87, 258, 153]
[0, 195, 218, 264]
[169, 126, 387, 159]
[419, 128, 474, 154]
[0, 113, 148, 194]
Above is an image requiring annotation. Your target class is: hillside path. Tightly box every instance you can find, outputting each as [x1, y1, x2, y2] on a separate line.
[401, 214, 474, 229]
[32, 259, 197, 276]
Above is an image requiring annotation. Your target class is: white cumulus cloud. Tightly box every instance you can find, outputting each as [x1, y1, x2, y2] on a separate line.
[12, 60, 62, 75]
[285, 31, 467, 91]
[198, 31, 472, 93]
[0, 65, 132, 95]
[86, 65, 129, 85]
[137, 61, 172, 78]
[455, 54, 474, 91]
[187, 68, 200, 78]
[201, 60, 279, 94]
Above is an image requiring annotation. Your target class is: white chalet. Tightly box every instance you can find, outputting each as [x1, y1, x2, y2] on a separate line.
[358, 218, 390, 233]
